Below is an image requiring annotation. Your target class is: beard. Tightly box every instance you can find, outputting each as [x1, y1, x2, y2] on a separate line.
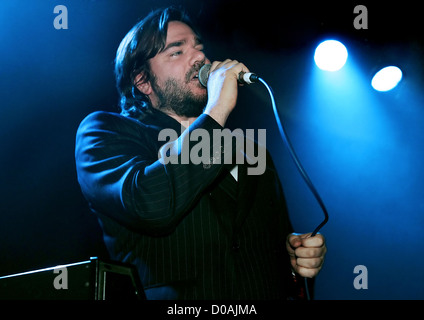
[150, 67, 207, 118]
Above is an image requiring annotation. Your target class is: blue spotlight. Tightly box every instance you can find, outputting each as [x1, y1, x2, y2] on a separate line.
[371, 66, 403, 92]
[314, 40, 348, 72]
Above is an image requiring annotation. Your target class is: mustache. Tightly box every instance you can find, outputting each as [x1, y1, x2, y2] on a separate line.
[185, 61, 206, 83]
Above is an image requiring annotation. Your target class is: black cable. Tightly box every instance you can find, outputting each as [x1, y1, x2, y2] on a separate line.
[258, 77, 329, 300]
[258, 77, 329, 235]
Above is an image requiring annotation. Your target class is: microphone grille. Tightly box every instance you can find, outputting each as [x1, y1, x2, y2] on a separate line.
[198, 64, 211, 87]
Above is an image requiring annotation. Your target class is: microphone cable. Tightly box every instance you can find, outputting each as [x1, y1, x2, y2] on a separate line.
[257, 77, 329, 300]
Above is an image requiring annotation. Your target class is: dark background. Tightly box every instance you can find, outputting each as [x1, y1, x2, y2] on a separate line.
[0, 0, 423, 299]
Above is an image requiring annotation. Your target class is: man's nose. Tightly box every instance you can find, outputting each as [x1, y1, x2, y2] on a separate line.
[190, 47, 207, 66]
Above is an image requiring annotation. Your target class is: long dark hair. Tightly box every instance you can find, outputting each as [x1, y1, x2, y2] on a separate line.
[114, 6, 199, 118]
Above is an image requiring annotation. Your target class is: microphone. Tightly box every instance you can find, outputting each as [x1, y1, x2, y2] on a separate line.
[198, 64, 258, 87]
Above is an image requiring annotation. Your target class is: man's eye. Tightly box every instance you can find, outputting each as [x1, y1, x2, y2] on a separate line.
[171, 51, 182, 57]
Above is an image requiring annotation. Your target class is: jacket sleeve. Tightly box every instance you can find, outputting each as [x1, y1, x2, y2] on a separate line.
[75, 111, 232, 236]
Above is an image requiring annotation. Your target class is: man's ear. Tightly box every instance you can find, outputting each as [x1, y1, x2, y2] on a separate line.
[134, 73, 152, 95]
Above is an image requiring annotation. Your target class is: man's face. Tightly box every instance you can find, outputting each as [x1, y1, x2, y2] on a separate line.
[146, 21, 210, 118]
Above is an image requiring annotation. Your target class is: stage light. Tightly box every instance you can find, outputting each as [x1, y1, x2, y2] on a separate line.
[314, 40, 348, 72]
[371, 66, 403, 92]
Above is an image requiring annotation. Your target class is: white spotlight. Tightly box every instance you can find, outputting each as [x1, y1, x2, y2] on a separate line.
[314, 40, 348, 72]
[371, 66, 403, 92]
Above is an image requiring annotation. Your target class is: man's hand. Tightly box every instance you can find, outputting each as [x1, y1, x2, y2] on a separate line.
[203, 59, 250, 127]
[286, 233, 327, 278]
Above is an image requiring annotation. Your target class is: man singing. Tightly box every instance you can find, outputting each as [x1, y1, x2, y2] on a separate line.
[75, 6, 326, 300]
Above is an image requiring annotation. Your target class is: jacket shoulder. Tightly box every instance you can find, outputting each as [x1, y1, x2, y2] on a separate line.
[78, 111, 143, 131]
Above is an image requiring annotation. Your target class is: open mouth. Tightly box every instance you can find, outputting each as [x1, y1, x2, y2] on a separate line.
[186, 64, 205, 85]
[186, 65, 203, 83]
[191, 73, 199, 81]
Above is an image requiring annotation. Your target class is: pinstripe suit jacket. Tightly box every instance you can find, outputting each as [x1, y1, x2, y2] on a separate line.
[75, 108, 294, 299]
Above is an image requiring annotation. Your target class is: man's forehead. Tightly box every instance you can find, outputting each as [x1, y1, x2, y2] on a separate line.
[165, 21, 199, 44]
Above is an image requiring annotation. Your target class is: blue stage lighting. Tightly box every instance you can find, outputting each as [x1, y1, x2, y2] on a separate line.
[371, 66, 403, 92]
[314, 40, 348, 72]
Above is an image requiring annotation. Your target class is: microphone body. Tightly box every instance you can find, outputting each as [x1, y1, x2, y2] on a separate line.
[198, 64, 258, 87]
